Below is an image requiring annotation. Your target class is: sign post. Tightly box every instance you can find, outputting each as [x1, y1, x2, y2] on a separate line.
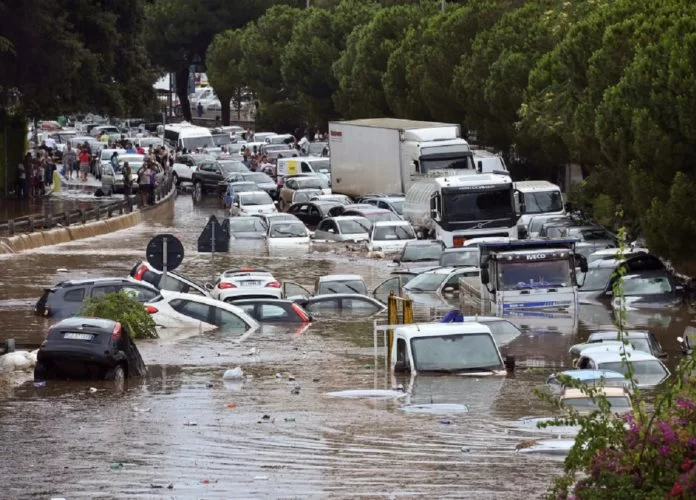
[146, 234, 185, 289]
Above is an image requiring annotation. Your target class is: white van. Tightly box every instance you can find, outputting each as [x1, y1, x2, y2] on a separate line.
[164, 122, 214, 151]
[472, 149, 508, 173]
[277, 156, 331, 181]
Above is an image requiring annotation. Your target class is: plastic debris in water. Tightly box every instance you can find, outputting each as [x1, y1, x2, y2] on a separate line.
[110, 462, 123, 470]
[284, 418, 296, 422]
[440, 419, 452, 425]
[33, 381, 46, 388]
[222, 367, 243, 380]
[184, 421, 197, 427]
[57, 268, 68, 273]
[291, 385, 301, 395]
[461, 446, 471, 453]
[227, 403, 237, 409]
[89, 387, 98, 393]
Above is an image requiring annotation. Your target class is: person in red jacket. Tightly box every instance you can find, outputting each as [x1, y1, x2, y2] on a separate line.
[78, 147, 91, 182]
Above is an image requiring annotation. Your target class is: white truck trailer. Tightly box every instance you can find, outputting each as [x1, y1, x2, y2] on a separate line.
[458, 239, 587, 316]
[403, 173, 520, 247]
[328, 118, 475, 198]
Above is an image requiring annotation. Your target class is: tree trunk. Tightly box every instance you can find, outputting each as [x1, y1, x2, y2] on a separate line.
[175, 67, 192, 122]
[220, 95, 231, 126]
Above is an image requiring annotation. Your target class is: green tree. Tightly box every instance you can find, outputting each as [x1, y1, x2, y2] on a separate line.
[206, 29, 246, 125]
[80, 290, 157, 340]
[145, 0, 275, 121]
[333, 3, 430, 118]
[239, 4, 303, 105]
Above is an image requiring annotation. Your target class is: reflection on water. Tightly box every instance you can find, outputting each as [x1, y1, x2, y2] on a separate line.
[0, 194, 692, 497]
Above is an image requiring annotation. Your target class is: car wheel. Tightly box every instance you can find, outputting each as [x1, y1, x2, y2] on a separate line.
[105, 364, 125, 383]
[193, 182, 203, 203]
[33, 361, 47, 380]
[172, 171, 180, 186]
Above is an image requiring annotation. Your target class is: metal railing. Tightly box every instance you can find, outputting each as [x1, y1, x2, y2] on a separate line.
[0, 174, 175, 236]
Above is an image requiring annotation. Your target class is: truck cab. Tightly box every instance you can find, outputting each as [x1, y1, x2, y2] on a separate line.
[462, 239, 587, 315]
[514, 180, 565, 238]
[391, 322, 506, 376]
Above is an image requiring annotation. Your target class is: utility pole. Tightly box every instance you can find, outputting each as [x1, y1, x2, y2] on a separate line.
[441, 0, 445, 12]
[306, 0, 310, 8]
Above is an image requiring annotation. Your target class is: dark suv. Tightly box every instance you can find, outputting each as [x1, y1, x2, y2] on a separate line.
[35, 317, 147, 382]
[35, 278, 160, 319]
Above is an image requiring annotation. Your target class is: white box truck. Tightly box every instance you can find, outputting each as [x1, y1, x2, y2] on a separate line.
[328, 118, 476, 198]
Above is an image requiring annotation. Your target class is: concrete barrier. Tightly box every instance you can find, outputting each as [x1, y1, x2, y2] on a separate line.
[0, 186, 176, 254]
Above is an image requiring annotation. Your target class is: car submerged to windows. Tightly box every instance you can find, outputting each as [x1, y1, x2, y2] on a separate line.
[313, 216, 371, 242]
[394, 240, 445, 266]
[227, 216, 267, 239]
[230, 191, 277, 216]
[439, 247, 480, 268]
[575, 350, 670, 388]
[267, 221, 310, 245]
[367, 221, 417, 253]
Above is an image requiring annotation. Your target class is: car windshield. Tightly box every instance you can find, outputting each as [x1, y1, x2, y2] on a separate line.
[443, 187, 514, 221]
[410, 333, 502, 372]
[228, 219, 265, 232]
[373, 225, 415, 241]
[622, 275, 673, 295]
[294, 190, 323, 203]
[269, 223, 307, 238]
[484, 320, 522, 345]
[296, 177, 326, 189]
[181, 136, 214, 150]
[522, 190, 564, 214]
[562, 396, 631, 410]
[404, 273, 447, 292]
[337, 219, 371, 234]
[402, 244, 443, 262]
[530, 217, 567, 234]
[389, 200, 404, 215]
[212, 134, 232, 146]
[244, 172, 274, 184]
[240, 192, 273, 206]
[317, 280, 368, 295]
[599, 360, 668, 378]
[309, 159, 331, 174]
[440, 249, 479, 267]
[581, 266, 615, 291]
[220, 161, 247, 174]
[570, 228, 614, 241]
[498, 259, 571, 290]
[229, 183, 258, 193]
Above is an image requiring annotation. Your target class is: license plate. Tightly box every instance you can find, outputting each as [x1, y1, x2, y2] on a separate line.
[241, 281, 261, 287]
[63, 333, 93, 341]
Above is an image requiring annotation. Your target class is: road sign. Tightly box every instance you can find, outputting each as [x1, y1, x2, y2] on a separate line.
[146, 234, 185, 272]
[198, 215, 229, 253]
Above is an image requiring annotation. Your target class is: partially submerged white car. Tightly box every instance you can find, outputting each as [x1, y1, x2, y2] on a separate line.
[229, 190, 277, 216]
[267, 220, 311, 245]
[210, 268, 283, 302]
[367, 220, 417, 253]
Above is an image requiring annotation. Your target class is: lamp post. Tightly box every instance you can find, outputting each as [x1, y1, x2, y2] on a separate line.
[441, 0, 445, 12]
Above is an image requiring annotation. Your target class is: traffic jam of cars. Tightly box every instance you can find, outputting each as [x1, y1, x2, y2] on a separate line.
[14, 119, 693, 457]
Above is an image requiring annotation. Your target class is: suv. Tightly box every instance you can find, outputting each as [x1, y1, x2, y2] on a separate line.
[34, 317, 147, 382]
[35, 278, 160, 319]
[356, 195, 404, 216]
[130, 261, 210, 296]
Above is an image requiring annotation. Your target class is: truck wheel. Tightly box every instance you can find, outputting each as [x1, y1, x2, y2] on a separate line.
[4, 338, 15, 353]
[105, 364, 125, 383]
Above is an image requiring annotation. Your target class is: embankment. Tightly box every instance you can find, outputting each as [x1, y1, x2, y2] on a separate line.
[0, 188, 176, 254]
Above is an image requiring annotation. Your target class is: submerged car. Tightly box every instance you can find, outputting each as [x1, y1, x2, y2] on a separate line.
[394, 240, 445, 266]
[287, 201, 342, 229]
[313, 216, 371, 242]
[367, 221, 417, 253]
[229, 190, 277, 216]
[570, 330, 666, 358]
[145, 290, 259, 332]
[613, 271, 686, 311]
[559, 387, 632, 414]
[295, 294, 386, 317]
[210, 268, 283, 302]
[130, 261, 210, 296]
[315, 274, 368, 296]
[34, 317, 147, 382]
[402, 267, 480, 296]
[546, 369, 629, 394]
[233, 298, 312, 323]
[266, 220, 311, 245]
[227, 216, 267, 239]
[579, 253, 666, 303]
[439, 247, 480, 268]
[575, 350, 670, 388]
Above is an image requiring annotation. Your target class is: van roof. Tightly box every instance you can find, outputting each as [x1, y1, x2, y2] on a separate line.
[393, 322, 493, 340]
[514, 180, 562, 192]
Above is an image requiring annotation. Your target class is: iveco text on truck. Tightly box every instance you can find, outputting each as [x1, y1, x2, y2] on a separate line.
[328, 118, 475, 198]
[403, 173, 520, 247]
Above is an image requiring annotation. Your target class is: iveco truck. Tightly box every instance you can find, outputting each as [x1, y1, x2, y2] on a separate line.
[328, 118, 476, 198]
[403, 173, 520, 247]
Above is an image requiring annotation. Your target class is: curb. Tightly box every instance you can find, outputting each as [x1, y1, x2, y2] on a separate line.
[0, 186, 177, 254]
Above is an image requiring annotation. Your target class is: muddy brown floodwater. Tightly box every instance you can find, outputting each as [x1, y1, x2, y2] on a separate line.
[0, 194, 691, 498]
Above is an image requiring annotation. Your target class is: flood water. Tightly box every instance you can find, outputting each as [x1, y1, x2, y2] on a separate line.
[0, 193, 692, 498]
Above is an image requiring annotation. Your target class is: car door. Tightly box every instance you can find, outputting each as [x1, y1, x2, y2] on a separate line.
[101, 163, 115, 191]
[282, 281, 312, 300]
[210, 305, 251, 331]
[288, 203, 309, 224]
[306, 205, 322, 228]
[372, 276, 403, 303]
[170, 299, 213, 324]
[315, 219, 338, 241]
[57, 287, 87, 318]
[119, 284, 160, 303]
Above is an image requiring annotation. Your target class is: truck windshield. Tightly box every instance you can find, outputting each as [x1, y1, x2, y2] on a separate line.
[182, 136, 214, 150]
[421, 157, 474, 173]
[443, 187, 514, 221]
[522, 190, 564, 214]
[410, 333, 502, 372]
[497, 259, 571, 291]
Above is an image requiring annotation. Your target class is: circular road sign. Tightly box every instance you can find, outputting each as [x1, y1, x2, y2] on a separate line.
[146, 234, 185, 271]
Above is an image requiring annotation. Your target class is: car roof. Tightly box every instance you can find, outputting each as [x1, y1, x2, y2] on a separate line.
[329, 216, 370, 222]
[232, 298, 295, 305]
[581, 350, 659, 363]
[554, 369, 626, 381]
[318, 274, 364, 282]
[229, 216, 265, 222]
[561, 387, 628, 399]
[51, 317, 117, 330]
[393, 322, 494, 340]
[419, 266, 479, 275]
[306, 294, 385, 306]
[155, 290, 259, 325]
[373, 220, 410, 227]
[222, 267, 271, 275]
[442, 247, 477, 253]
[405, 240, 443, 246]
[229, 181, 258, 186]
[57, 277, 156, 289]
[588, 331, 650, 341]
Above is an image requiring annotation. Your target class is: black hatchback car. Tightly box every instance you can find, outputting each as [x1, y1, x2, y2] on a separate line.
[35, 317, 147, 382]
[35, 278, 160, 319]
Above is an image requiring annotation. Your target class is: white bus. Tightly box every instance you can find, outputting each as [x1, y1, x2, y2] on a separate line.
[163, 122, 214, 151]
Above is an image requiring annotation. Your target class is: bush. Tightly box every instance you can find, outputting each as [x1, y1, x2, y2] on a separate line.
[79, 290, 158, 339]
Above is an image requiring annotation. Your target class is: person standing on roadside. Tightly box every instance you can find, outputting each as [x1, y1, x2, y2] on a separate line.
[137, 162, 150, 207]
[122, 161, 133, 202]
[16, 161, 27, 198]
[78, 146, 91, 182]
[63, 143, 77, 180]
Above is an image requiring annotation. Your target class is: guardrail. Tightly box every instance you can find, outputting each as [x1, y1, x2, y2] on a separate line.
[0, 174, 175, 237]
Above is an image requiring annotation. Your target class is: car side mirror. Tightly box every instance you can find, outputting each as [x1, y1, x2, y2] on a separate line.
[480, 268, 490, 285]
[477, 160, 483, 173]
[443, 286, 455, 293]
[204, 283, 213, 291]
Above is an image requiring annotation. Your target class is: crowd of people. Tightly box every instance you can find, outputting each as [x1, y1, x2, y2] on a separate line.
[16, 149, 56, 199]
